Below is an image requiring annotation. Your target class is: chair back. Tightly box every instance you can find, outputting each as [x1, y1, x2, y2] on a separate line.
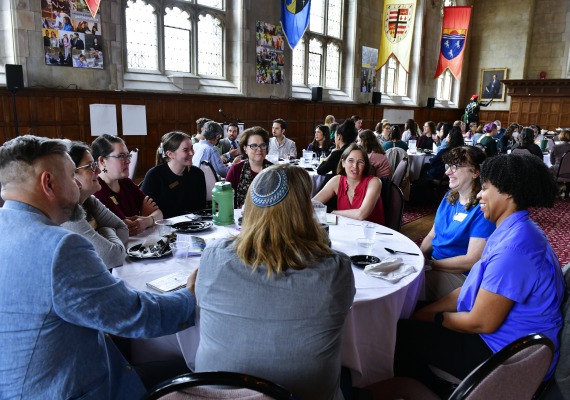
[142, 371, 298, 400]
[449, 334, 554, 400]
[556, 151, 570, 183]
[391, 158, 408, 188]
[552, 263, 570, 398]
[380, 178, 404, 232]
[511, 148, 531, 156]
[200, 161, 219, 202]
[128, 148, 139, 180]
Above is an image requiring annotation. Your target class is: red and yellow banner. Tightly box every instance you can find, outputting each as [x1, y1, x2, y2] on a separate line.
[376, 0, 417, 73]
[434, 6, 472, 80]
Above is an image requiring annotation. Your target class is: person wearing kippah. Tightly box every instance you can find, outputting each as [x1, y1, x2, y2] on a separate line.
[194, 164, 355, 400]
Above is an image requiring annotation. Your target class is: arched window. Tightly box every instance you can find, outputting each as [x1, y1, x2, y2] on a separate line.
[436, 69, 453, 101]
[292, 0, 344, 89]
[377, 56, 408, 96]
[125, 0, 224, 77]
[164, 7, 191, 73]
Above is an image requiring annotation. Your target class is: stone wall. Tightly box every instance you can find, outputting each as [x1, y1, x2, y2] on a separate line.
[2, 0, 570, 111]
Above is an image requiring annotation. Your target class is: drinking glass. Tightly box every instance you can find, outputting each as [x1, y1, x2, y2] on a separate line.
[363, 223, 375, 240]
[155, 219, 173, 236]
[312, 200, 327, 224]
[170, 242, 190, 264]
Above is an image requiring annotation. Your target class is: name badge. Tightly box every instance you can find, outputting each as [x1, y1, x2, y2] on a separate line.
[454, 212, 467, 222]
[110, 196, 119, 205]
[169, 181, 180, 189]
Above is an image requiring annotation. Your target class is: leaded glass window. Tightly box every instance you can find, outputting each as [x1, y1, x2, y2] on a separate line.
[164, 7, 191, 73]
[294, 0, 343, 89]
[125, 0, 224, 76]
[126, 0, 158, 70]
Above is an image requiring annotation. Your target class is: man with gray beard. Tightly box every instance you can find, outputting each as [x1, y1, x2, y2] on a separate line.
[0, 135, 197, 399]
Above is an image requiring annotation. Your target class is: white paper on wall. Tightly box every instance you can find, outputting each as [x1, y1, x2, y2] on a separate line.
[89, 104, 117, 136]
[122, 105, 147, 136]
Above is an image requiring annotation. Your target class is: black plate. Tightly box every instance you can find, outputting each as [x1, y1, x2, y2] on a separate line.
[127, 242, 172, 259]
[172, 221, 214, 233]
[194, 209, 213, 219]
[350, 255, 381, 269]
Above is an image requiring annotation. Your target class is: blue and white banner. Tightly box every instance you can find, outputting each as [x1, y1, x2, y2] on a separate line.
[280, 0, 311, 50]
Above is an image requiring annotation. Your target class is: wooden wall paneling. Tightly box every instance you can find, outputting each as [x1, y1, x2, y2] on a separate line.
[0, 88, 466, 180]
[560, 100, 570, 127]
[540, 99, 561, 128]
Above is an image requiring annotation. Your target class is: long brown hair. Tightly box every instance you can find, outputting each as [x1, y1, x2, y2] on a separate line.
[234, 164, 332, 275]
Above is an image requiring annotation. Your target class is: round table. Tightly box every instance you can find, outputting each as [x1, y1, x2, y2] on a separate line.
[407, 152, 433, 181]
[113, 212, 424, 387]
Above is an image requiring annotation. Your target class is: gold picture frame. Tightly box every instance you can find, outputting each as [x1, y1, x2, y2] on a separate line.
[480, 68, 507, 102]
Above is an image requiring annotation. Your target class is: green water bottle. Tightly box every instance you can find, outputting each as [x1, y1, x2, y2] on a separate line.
[212, 180, 234, 226]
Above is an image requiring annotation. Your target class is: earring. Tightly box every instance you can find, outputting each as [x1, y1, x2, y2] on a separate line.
[102, 167, 107, 173]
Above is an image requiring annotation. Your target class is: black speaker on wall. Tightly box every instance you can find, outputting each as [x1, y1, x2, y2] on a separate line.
[372, 92, 382, 105]
[427, 97, 436, 108]
[6, 64, 24, 92]
[311, 86, 323, 102]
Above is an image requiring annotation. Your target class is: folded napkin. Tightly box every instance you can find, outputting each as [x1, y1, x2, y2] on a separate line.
[364, 257, 416, 283]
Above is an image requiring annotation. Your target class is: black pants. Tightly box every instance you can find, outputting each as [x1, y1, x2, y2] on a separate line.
[394, 319, 493, 397]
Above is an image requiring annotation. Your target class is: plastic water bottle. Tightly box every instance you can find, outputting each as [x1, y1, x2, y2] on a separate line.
[212, 180, 234, 226]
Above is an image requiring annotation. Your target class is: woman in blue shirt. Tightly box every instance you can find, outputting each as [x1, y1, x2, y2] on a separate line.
[421, 146, 495, 301]
[394, 154, 563, 398]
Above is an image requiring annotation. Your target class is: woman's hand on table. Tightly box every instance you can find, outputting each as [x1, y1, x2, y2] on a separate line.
[141, 196, 159, 216]
[124, 216, 151, 236]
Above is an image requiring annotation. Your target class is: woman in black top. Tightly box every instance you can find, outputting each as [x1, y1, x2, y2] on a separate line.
[141, 131, 207, 218]
[317, 119, 358, 176]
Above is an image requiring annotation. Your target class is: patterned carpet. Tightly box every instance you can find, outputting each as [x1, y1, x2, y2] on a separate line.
[530, 199, 570, 267]
[401, 204, 436, 226]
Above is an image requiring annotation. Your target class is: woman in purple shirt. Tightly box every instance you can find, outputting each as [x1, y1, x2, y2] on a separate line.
[393, 154, 564, 397]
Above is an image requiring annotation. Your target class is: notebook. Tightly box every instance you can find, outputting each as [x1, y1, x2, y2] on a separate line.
[146, 271, 189, 292]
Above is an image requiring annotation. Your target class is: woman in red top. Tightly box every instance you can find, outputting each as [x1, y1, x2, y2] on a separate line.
[313, 143, 384, 225]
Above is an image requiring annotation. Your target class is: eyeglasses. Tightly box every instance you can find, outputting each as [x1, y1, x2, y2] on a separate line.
[75, 161, 99, 172]
[106, 153, 132, 162]
[445, 164, 464, 173]
[246, 144, 268, 151]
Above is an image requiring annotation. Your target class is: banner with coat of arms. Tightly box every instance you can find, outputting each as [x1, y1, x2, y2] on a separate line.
[376, 0, 417, 73]
[433, 6, 472, 80]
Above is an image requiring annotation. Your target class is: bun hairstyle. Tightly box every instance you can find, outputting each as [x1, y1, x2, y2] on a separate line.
[156, 131, 191, 166]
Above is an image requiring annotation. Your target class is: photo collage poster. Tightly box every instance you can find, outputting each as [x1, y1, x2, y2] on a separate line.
[255, 21, 285, 84]
[41, 0, 103, 69]
[361, 46, 378, 93]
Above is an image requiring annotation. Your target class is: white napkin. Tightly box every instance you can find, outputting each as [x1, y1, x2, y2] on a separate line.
[364, 257, 416, 283]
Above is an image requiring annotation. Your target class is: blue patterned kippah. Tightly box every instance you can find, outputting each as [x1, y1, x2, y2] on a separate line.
[250, 167, 289, 208]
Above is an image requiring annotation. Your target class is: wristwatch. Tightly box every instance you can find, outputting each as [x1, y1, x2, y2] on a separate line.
[434, 311, 444, 327]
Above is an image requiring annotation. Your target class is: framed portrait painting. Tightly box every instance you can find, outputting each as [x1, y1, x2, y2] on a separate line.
[480, 68, 507, 102]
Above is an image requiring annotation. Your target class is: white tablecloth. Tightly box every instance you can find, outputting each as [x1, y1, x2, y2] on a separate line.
[407, 152, 433, 181]
[113, 213, 424, 387]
